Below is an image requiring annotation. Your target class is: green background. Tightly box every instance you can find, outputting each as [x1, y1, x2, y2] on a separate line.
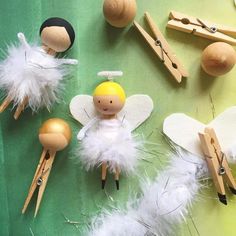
[1, 0, 236, 235]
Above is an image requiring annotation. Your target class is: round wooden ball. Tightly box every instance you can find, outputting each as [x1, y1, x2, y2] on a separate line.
[103, 0, 137, 28]
[39, 118, 72, 151]
[40, 17, 75, 53]
[201, 42, 236, 76]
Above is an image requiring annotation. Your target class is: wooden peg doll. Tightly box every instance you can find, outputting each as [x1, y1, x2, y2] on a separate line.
[0, 17, 78, 119]
[70, 71, 153, 189]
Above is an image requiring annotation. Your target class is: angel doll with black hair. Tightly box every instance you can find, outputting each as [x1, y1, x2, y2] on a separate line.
[0, 17, 78, 119]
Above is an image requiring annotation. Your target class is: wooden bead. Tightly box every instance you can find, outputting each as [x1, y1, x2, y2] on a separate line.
[39, 118, 72, 151]
[40, 17, 75, 54]
[103, 0, 137, 28]
[201, 42, 236, 77]
[41, 26, 71, 53]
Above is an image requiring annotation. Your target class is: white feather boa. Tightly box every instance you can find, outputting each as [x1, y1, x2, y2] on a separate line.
[0, 33, 77, 111]
[88, 150, 209, 236]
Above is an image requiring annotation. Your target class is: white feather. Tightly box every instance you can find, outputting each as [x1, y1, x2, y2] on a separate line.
[71, 95, 153, 174]
[0, 33, 78, 111]
[89, 150, 208, 236]
[77, 117, 141, 174]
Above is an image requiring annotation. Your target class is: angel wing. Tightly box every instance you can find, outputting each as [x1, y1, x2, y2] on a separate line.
[163, 106, 236, 158]
[118, 95, 154, 131]
[69, 95, 98, 126]
[70, 94, 153, 130]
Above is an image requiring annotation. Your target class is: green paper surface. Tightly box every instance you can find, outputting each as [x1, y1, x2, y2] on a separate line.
[1, 0, 236, 235]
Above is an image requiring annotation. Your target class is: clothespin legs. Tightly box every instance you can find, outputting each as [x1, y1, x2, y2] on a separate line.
[22, 149, 48, 214]
[0, 95, 28, 119]
[101, 162, 107, 189]
[14, 97, 28, 120]
[0, 95, 12, 113]
[101, 164, 120, 190]
[34, 150, 56, 217]
[203, 154, 227, 204]
[114, 167, 120, 190]
[22, 149, 56, 217]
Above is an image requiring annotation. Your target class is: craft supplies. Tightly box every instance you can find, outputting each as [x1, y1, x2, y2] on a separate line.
[89, 150, 207, 236]
[22, 118, 71, 217]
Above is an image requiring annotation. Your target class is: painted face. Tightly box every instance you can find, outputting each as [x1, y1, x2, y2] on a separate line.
[93, 95, 125, 115]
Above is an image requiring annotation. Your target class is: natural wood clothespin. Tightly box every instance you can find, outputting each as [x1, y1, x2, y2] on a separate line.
[168, 11, 236, 45]
[22, 119, 71, 217]
[199, 127, 236, 205]
[134, 12, 188, 83]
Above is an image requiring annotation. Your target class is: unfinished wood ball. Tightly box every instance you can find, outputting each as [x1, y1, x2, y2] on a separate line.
[103, 0, 137, 28]
[201, 42, 236, 76]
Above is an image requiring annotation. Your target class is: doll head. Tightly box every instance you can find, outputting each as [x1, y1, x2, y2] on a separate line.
[39, 118, 72, 151]
[40, 17, 75, 54]
[93, 81, 126, 115]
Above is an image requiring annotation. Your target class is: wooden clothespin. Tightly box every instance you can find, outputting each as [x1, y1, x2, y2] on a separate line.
[22, 118, 71, 217]
[199, 127, 236, 205]
[167, 11, 236, 45]
[0, 95, 28, 120]
[133, 12, 188, 83]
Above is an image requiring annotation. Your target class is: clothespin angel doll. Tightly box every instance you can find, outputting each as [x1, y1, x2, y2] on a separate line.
[70, 71, 154, 189]
[0, 17, 78, 119]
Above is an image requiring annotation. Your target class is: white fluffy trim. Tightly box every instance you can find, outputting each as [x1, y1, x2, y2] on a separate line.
[77, 132, 141, 174]
[0, 33, 77, 111]
[89, 150, 208, 236]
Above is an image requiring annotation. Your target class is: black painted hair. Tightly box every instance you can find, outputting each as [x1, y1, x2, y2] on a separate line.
[39, 17, 75, 50]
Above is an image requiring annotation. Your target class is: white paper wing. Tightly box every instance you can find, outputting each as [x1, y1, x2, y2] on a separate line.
[209, 106, 236, 153]
[163, 113, 205, 157]
[118, 95, 154, 131]
[69, 95, 98, 126]
[163, 106, 236, 158]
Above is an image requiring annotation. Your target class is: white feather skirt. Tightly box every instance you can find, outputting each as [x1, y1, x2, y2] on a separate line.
[78, 118, 140, 174]
[89, 150, 209, 236]
[0, 33, 77, 111]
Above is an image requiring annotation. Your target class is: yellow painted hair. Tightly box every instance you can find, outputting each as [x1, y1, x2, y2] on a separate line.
[93, 81, 126, 103]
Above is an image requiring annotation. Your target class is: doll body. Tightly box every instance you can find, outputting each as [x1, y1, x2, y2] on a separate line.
[0, 33, 76, 112]
[78, 115, 138, 174]
[75, 78, 138, 189]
